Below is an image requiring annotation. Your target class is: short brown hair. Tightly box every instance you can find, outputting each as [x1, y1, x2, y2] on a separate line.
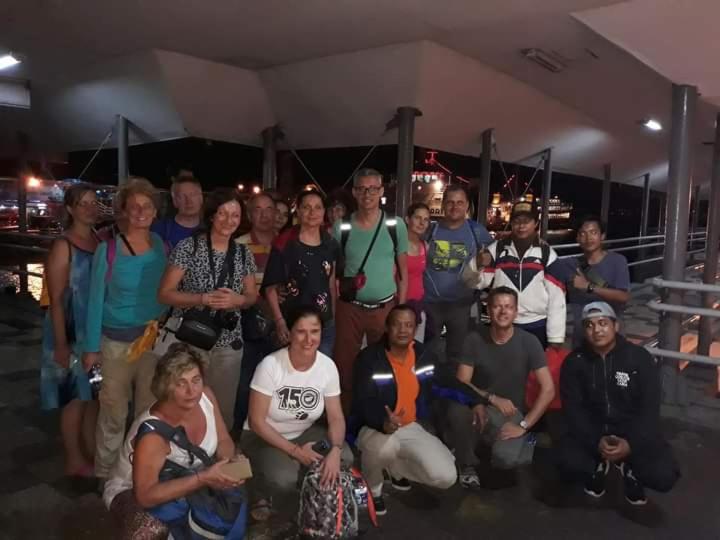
[115, 177, 157, 212]
[151, 343, 208, 402]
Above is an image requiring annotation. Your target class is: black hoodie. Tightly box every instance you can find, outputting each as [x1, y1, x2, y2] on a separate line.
[560, 336, 662, 455]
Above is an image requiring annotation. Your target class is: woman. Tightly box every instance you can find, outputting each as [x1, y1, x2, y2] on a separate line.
[158, 188, 258, 429]
[41, 183, 99, 476]
[104, 343, 243, 540]
[325, 199, 347, 232]
[263, 190, 339, 356]
[244, 306, 349, 506]
[83, 177, 169, 479]
[405, 202, 431, 342]
[274, 198, 291, 234]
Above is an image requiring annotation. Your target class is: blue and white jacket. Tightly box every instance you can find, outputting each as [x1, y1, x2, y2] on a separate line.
[348, 340, 487, 439]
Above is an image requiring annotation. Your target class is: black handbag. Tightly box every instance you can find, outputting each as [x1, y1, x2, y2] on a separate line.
[338, 212, 385, 302]
[175, 235, 236, 351]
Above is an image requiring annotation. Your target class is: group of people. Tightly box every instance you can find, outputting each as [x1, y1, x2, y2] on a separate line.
[39, 165, 679, 538]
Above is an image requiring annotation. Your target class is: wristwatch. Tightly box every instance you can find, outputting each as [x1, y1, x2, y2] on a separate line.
[586, 283, 595, 293]
[519, 420, 529, 431]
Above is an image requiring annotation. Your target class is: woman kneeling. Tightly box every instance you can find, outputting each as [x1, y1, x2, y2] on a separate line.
[104, 343, 244, 540]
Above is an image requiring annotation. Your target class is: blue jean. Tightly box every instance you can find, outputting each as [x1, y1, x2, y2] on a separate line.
[319, 321, 336, 358]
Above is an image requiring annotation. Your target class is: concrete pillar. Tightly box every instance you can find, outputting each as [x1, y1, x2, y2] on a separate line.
[116, 115, 129, 185]
[262, 125, 278, 191]
[660, 84, 697, 405]
[640, 173, 651, 237]
[601, 163, 611, 230]
[540, 149, 552, 240]
[477, 129, 493, 225]
[395, 107, 422, 218]
[698, 112, 720, 358]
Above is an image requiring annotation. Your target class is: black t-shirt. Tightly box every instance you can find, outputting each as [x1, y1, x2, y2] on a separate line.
[262, 228, 340, 322]
[460, 327, 546, 411]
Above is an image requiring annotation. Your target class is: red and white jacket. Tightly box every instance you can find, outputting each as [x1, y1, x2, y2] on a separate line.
[465, 239, 566, 344]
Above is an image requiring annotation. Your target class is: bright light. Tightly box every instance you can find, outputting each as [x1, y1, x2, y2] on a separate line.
[433, 180, 443, 191]
[237, 184, 245, 191]
[417, 185, 422, 191]
[380, 197, 387, 205]
[252, 186, 261, 194]
[27, 176, 41, 188]
[643, 119, 662, 131]
[0, 54, 20, 71]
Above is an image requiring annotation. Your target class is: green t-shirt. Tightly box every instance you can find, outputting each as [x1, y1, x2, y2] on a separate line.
[333, 212, 408, 303]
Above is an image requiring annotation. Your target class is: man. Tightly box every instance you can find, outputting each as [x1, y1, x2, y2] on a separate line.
[233, 192, 276, 432]
[333, 168, 408, 411]
[445, 286, 555, 489]
[564, 216, 630, 347]
[351, 304, 485, 514]
[424, 184, 492, 364]
[465, 200, 566, 349]
[559, 302, 679, 505]
[151, 167, 203, 247]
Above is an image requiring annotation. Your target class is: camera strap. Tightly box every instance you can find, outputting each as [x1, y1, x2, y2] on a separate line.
[207, 232, 236, 290]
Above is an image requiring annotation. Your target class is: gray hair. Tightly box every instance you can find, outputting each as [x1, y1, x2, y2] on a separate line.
[353, 167, 383, 186]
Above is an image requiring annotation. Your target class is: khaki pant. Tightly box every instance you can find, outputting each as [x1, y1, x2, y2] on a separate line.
[95, 337, 159, 478]
[357, 422, 457, 497]
[204, 346, 243, 430]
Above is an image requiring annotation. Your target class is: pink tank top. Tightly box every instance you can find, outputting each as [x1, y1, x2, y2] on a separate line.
[406, 241, 427, 301]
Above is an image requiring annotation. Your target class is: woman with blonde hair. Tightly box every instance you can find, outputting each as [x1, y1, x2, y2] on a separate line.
[83, 177, 169, 479]
[104, 342, 243, 540]
[41, 183, 99, 476]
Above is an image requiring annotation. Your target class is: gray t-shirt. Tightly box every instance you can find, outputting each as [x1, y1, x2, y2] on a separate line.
[460, 327, 546, 411]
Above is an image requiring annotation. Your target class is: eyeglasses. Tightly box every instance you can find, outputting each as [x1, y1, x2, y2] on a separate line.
[353, 186, 382, 196]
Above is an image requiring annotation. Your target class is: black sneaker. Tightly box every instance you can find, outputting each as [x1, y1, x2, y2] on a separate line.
[584, 460, 610, 498]
[618, 463, 647, 506]
[390, 476, 411, 492]
[372, 495, 387, 516]
[458, 467, 482, 490]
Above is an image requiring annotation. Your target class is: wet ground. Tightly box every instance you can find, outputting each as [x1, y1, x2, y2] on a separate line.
[1, 283, 719, 539]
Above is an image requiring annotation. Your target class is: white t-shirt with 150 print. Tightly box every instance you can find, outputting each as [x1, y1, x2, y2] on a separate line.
[246, 347, 340, 440]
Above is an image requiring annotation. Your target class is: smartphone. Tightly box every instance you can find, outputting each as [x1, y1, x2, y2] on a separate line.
[312, 439, 331, 456]
[219, 456, 253, 481]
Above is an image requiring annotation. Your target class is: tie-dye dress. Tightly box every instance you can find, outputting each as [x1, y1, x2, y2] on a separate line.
[40, 240, 93, 410]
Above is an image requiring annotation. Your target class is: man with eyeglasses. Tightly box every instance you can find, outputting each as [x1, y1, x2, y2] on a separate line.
[424, 184, 492, 365]
[564, 216, 630, 347]
[333, 168, 408, 411]
[464, 201, 566, 349]
[151, 165, 203, 248]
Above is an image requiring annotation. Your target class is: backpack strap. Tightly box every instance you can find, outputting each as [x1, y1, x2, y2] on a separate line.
[136, 418, 214, 467]
[105, 237, 117, 284]
[540, 241, 551, 269]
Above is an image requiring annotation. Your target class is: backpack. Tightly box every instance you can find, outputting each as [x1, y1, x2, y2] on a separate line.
[135, 418, 248, 540]
[297, 463, 377, 539]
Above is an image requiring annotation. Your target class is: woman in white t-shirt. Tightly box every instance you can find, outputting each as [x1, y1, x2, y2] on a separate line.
[103, 343, 243, 539]
[244, 305, 350, 511]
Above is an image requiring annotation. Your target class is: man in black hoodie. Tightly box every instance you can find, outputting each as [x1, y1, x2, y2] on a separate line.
[350, 304, 487, 515]
[560, 302, 680, 505]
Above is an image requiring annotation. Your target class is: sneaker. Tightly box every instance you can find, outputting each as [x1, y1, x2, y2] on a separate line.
[372, 495, 387, 516]
[459, 467, 482, 490]
[584, 460, 610, 498]
[618, 463, 647, 506]
[389, 475, 411, 492]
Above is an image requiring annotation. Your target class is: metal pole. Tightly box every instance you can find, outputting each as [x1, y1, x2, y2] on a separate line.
[540, 148, 552, 240]
[660, 84, 697, 406]
[640, 173, 651, 237]
[601, 163, 611, 230]
[262, 125, 278, 191]
[690, 184, 701, 252]
[117, 115, 129, 185]
[698, 112, 720, 358]
[395, 107, 422, 218]
[477, 128, 493, 225]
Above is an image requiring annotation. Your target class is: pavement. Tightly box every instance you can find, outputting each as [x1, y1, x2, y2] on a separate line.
[1, 276, 720, 539]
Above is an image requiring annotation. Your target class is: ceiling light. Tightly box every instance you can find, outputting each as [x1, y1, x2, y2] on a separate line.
[0, 54, 20, 71]
[642, 119, 662, 131]
[521, 48, 565, 73]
